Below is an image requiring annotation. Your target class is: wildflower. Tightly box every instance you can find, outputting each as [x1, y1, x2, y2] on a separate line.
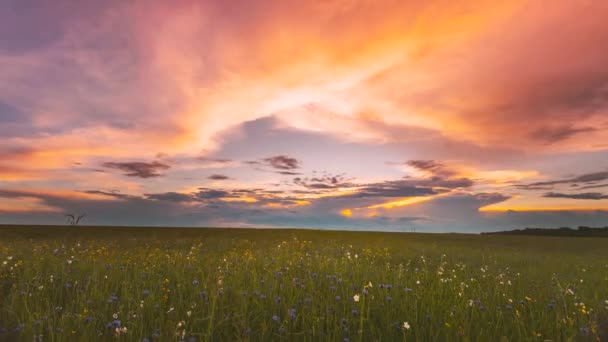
[352, 308, 359, 316]
[353, 294, 360, 302]
[272, 315, 280, 322]
[143, 290, 150, 296]
[289, 308, 296, 319]
[403, 321, 411, 330]
[113, 313, 119, 319]
[192, 280, 199, 286]
[275, 296, 281, 303]
[362, 289, 369, 295]
[335, 295, 341, 301]
[112, 320, 121, 328]
[187, 311, 192, 317]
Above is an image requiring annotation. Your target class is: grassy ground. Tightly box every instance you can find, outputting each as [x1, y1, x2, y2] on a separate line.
[1, 225, 607, 341]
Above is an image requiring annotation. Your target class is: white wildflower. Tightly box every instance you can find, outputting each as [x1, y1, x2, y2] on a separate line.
[403, 321, 411, 330]
[353, 294, 360, 302]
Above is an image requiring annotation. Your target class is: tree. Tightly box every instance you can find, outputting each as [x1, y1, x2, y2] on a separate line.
[65, 213, 86, 225]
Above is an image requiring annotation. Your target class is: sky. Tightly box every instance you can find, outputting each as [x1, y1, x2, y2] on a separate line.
[1, 0, 608, 232]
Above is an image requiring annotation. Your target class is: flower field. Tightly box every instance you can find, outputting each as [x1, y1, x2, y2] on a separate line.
[1, 226, 607, 341]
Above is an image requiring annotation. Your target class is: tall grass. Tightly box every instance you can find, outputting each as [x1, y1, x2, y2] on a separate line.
[0, 226, 607, 341]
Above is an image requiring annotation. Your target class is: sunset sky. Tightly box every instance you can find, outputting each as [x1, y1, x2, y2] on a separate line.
[1, 0, 608, 232]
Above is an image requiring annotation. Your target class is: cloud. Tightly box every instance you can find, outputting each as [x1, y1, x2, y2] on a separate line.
[194, 188, 233, 200]
[520, 171, 608, 189]
[405, 159, 460, 178]
[293, 174, 355, 189]
[145, 192, 194, 202]
[245, 154, 302, 175]
[530, 125, 597, 144]
[263, 155, 300, 170]
[208, 174, 230, 180]
[82, 190, 136, 200]
[102, 161, 170, 178]
[578, 183, 608, 190]
[198, 157, 233, 164]
[543, 192, 608, 200]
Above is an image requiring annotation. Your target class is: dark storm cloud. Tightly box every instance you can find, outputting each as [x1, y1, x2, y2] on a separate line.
[543, 192, 608, 200]
[208, 174, 230, 180]
[101, 161, 170, 178]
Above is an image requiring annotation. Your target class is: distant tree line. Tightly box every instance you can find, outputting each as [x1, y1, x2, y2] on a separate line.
[482, 226, 608, 237]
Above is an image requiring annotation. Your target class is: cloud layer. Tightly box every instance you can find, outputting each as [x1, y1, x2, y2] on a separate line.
[1, 1, 608, 230]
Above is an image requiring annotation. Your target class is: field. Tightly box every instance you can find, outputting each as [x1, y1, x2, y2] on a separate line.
[1, 226, 607, 341]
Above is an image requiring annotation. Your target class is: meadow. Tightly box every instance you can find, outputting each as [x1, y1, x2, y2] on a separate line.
[0, 226, 607, 341]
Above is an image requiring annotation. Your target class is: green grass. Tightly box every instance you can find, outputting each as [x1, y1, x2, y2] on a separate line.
[1, 226, 607, 341]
